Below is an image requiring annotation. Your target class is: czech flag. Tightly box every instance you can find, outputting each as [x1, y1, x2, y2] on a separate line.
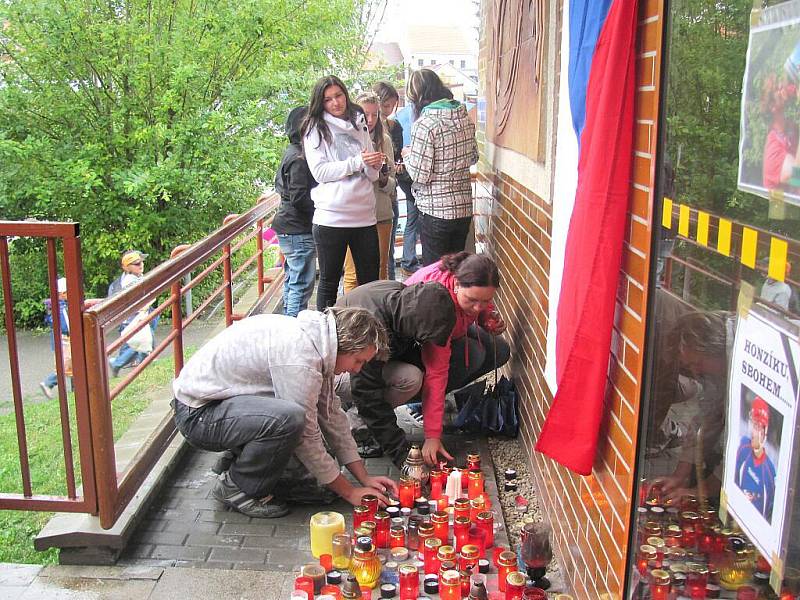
[537, 0, 638, 475]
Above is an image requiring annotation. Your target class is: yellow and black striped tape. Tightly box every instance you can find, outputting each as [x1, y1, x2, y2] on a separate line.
[662, 197, 790, 282]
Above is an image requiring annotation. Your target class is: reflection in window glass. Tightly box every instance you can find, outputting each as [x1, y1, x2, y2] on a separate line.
[631, 1, 800, 598]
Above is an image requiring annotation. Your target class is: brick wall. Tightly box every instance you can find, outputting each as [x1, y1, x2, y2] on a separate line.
[477, 0, 664, 596]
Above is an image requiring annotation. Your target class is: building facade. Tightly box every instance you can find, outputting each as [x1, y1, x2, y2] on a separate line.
[478, 0, 800, 597]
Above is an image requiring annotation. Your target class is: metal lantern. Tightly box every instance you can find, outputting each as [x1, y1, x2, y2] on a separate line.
[401, 444, 430, 485]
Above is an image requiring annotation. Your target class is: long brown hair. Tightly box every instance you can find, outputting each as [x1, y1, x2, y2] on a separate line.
[439, 252, 500, 288]
[406, 69, 453, 118]
[302, 75, 360, 147]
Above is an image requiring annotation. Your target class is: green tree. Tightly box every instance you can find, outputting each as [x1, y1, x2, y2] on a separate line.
[0, 0, 374, 325]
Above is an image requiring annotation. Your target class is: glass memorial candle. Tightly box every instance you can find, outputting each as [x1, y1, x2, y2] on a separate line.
[686, 564, 708, 598]
[354, 505, 370, 530]
[454, 516, 471, 553]
[417, 522, 435, 558]
[505, 572, 526, 600]
[459, 544, 480, 573]
[446, 469, 462, 501]
[295, 576, 315, 600]
[460, 570, 472, 597]
[389, 526, 405, 549]
[438, 544, 457, 565]
[438, 495, 450, 512]
[429, 469, 445, 500]
[311, 511, 346, 558]
[350, 537, 381, 590]
[649, 569, 671, 600]
[454, 498, 471, 521]
[398, 564, 419, 600]
[374, 511, 390, 549]
[431, 510, 450, 544]
[497, 551, 518, 592]
[439, 569, 462, 600]
[468, 470, 484, 500]
[423, 537, 443, 575]
[468, 525, 487, 558]
[406, 516, 422, 551]
[362, 494, 379, 519]
[470, 496, 486, 522]
[476, 511, 494, 548]
[399, 476, 416, 509]
[466, 453, 481, 471]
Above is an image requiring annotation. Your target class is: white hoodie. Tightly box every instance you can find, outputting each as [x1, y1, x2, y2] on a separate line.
[172, 311, 360, 485]
[303, 111, 379, 227]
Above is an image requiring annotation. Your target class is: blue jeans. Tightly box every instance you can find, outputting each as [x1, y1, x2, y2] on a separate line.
[387, 199, 399, 280]
[277, 233, 317, 317]
[110, 316, 159, 371]
[399, 179, 420, 271]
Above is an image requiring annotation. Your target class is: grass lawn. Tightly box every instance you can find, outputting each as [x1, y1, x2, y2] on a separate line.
[0, 354, 182, 564]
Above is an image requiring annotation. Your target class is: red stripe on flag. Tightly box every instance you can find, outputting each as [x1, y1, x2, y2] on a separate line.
[535, 0, 639, 475]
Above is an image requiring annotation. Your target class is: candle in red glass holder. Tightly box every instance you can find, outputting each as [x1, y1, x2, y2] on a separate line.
[459, 544, 480, 573]
[414, 478, 422, 499]
[439, 569, 461, 600]
[493, 545, 508, 567]
[321, 584, 341, 599]
[460, 570, 472, 597]
[470, 496, 486, 522]
[646, 537, 665, 566]
[476, 511, 494, 548]
[438, 495, 449, 512]
[398, 564, 419, 600]
[686, 565, 708, 598]
[497, 551, 518, 592]
[389, 526, 405, 549]
[429, 469, 445, 500]
[467, 470, 484, 500]
[320, 553, 333, 572]
[361, 588, 372, 600]
[468, 525, 486, 558]
[399, 476, 415, 509]
[454, 516, 470, 553]
[374, 511, 390, 549]
[417, 522, 435, 558]
[424, 537, 442, 575]
[437, 544, 457, 564]
[637, 545, 657, 576]
[649, 569, 671, 600]
[362, 494, 378, 519]
[736, 587, 757, 600]
[505, 572, 526, 600]
[481, 492, 492, 510]
[682, 524, 697, 549]
[295, 576, 315, 599]
[353, 505, 370, 530]
[454, 498, 471, 521]
[431, 510, 450, 544]
[467, 453, 481, 471]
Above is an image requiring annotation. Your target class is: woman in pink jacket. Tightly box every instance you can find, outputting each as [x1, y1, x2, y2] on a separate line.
[404, 252, 511, 463]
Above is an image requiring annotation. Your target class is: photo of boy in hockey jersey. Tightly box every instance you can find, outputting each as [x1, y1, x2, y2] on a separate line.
[734, 395, 778, 522]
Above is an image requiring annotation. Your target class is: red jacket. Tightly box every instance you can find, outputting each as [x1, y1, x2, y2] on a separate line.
[404, 262, 494, 438]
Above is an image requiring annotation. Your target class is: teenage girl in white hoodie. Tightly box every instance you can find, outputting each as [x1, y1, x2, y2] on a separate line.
[303, 76, 385, 309]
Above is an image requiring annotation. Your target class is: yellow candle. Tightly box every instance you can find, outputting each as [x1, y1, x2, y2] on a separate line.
[310, 511, 345, 558]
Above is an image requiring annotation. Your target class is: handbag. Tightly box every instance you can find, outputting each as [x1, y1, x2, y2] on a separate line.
[451, 337, 519, 437]
[122, 311, 154, 353]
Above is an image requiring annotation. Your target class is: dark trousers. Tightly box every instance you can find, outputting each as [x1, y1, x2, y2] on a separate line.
[352, 325, 511, 464]
[313, 223, 379, 310]
[420, 213, 472, 266]
[172, 396, 304, 498]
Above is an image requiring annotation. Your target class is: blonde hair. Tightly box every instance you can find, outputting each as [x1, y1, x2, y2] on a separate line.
[327, 306, 389, 361]
[355, 92, 386, 154]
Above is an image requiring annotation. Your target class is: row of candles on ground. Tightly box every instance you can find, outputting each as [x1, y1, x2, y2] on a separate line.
[635, 481, 798, 599]
[299, 452, 561, 600]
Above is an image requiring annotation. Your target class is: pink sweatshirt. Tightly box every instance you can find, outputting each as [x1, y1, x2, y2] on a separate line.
[404, 262, 494, 439]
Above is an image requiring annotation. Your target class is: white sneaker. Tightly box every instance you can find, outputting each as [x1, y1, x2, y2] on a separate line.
[39, 382, 53, 399]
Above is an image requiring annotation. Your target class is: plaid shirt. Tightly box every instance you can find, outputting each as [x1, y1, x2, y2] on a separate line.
[406, 101, 478, 219]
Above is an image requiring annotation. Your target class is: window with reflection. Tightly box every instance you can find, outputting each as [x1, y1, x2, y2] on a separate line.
[631, 1, 800, 598]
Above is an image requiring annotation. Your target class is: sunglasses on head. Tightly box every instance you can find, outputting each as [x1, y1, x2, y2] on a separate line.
[130, 261, 143, 266]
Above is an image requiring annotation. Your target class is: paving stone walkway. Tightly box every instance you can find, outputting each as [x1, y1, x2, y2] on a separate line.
[117, 425, 508, 573]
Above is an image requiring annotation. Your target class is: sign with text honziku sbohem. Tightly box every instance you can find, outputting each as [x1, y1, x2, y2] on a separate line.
[723, 307, 799, 571]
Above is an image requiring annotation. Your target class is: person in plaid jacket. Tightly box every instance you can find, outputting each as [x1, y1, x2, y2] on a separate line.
[404, 69, 478, 265]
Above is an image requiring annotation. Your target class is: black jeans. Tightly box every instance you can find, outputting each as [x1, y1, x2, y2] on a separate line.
[313, 224, 379, 310]
[420, 213, 472, 266]
[350, 325, 511, 465]
[172, 396, 304, 498]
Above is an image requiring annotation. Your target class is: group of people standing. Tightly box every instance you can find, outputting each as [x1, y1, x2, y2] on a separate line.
[272, 70, 479, 317]
[169, 71, 511, 519]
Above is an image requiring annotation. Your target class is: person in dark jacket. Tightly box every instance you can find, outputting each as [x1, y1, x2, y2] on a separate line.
[273, 106, 318, 317]
[335, 280, 457, 465]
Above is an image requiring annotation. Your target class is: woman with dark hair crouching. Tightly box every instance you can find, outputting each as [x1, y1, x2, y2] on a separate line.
[337, 251, 511, 465]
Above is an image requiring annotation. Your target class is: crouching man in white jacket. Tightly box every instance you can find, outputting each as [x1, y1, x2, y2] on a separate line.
[171, 307, 397, 518]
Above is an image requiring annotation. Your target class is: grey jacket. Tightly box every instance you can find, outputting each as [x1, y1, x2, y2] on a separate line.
[172, 311, 360, 484]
